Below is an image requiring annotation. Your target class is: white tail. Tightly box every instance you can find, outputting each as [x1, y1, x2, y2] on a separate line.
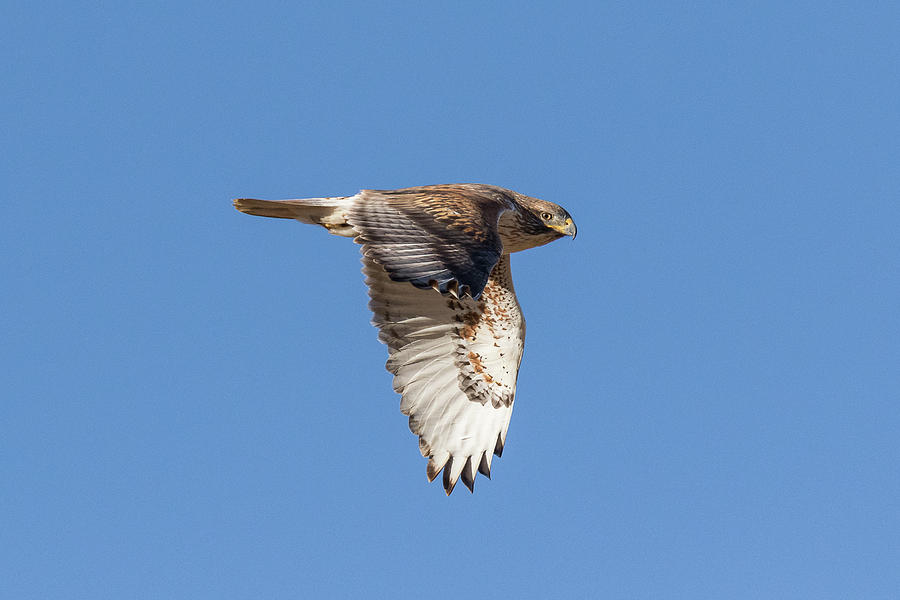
[233, 195, 358, 237]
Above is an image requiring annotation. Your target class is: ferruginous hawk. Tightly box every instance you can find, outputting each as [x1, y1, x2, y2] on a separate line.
[234, 184, 576, 494]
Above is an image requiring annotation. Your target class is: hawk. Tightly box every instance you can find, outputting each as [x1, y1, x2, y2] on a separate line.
[234, 184, 576, 494]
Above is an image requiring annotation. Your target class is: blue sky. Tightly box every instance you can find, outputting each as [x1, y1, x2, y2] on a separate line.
[3, 2, 899, 598]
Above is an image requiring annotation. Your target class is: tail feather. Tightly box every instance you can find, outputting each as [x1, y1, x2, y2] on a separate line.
[233, 196, 357, 237]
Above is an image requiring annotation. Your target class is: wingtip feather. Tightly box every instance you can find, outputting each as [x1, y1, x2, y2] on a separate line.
[460, 456, 476, 493]
[426, 454, 448, 482]
[442, 459, 457, 495]
[478, 453, 492, 479]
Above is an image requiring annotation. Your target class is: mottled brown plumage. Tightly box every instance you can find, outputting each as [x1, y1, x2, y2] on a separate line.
[234, 184, 576, 494]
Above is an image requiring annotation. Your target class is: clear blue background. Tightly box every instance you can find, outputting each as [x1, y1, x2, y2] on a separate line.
[3, 2, 898, 598]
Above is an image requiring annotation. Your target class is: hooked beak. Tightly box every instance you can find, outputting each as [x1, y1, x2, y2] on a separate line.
[551, 217, 577, 239]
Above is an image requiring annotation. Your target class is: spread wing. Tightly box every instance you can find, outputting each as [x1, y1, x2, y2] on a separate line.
[365, 254, 526, 494]
[349, 185, 513, 300]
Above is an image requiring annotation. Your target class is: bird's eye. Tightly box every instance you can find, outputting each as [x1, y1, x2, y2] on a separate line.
[540, 212, 553, 221]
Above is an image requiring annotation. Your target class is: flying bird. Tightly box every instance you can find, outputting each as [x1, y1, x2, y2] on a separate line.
[234, 184, 576, 494]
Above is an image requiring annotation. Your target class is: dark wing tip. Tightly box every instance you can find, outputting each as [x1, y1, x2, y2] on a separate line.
[442, 458, 457, 495]
[426, 459, 442, 482]
[477, 453, 492, 479]
[460, 457, 476, 493]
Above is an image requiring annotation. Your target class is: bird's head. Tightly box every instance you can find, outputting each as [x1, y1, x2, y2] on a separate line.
[516, 195, 577, 240]
[536, 204, 577, 239]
